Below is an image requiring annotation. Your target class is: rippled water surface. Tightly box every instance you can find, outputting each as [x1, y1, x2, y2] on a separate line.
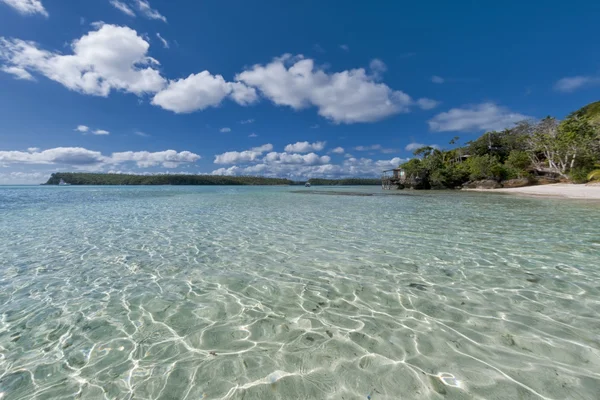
[1, 186, 600, 399]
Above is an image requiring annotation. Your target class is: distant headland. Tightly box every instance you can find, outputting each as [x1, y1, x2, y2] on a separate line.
[44, 173, 381, 186]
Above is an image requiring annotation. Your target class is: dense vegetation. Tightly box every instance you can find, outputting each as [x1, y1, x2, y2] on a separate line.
[46, 173, 294, 185]
[307, 178, 380, 185]
[399, 101, 600, 189]
[45, 173, 381, 186]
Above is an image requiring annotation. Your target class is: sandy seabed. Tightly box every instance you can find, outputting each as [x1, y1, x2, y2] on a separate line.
[467, 183, 600, 199]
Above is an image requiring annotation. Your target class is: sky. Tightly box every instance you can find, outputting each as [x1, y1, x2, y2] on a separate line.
[0, 0, 599, 184]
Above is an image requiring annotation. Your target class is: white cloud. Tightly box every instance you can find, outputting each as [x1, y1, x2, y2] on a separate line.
[0, 147, 200, 168]
[228, 81, 259, 106]
[428, 103, 531, 132]
[284, 141, 326, 153]
[27, 147, 40, 152]
[0, 147, 104, 165]
[134, 130, 149, 137]
[92, 129, 110, 135]
[554, 76, 600, 93]
[417, 98, 439, 110]
[369, 58, 387, 79]
[220, 127, 231, 133]
[240, 118, 254, 124]
[248, 133, 258, 137]
[156, 32, 169, 48]
[235, 54, 414, 124]
[0, 0, 48, 17]
[109, 150, 200, 168]
[90, 20, 106, 29]
[211, 155, 407, 180]
[310, 124, 319, 129]
[331, 147, 344, 154]
[405, 142, 439, 152]
[340, 44, 349, 51]
[431, 75, 444, 84]
[134, 0, 166, 22]
[75, 125, 90, 133]
[109, 0, 135, 17]
[355, 144, 381, 151]
[0, 24, 166, 96]
[0, 171, 50, 184]
[151, 71, 257, 113]
[214, 144, 273, 164]
[263, 152, 330, 165]
[1, 65, 34, 80]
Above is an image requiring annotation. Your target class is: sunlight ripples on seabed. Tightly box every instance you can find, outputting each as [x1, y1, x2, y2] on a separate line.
[1, 186, 600, 399]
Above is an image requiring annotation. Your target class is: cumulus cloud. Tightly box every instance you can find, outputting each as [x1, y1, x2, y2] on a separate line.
[134, 0, 166, 22]
[0, 24, 166, 97]
[431, 75, 444, 84]
[0, 0, 48, 17]
[220, 127, 231, 133]
[240, 118, 254, 124]
[151, 71, 257, 113]
[428, 103, 531, 132]
[109, 0, 135, 16]
[262, 152, 330, 165]
[331, 147, 344, 154]
[235, 54, 414, 124]
[27, 147, 40, 152]
[0, 147, 200, 168]
[417, 98, 439, 110]
[1, 65, 34, 80]
[75, 125, 90, 133]
[340, 44, 349, 51]
[248, 133, 258, 137]
[554, 76, 600, 93]
[156, 32, 169, 48]
[93, 129, 110, 135]
[0, 171, 50, 184]
[212, 155, 407, 180]
[214, 144, 273, 164]
[110, 149, 200, 168]
[284, 141, 326, 153]
[369, 58, 387, 79]
[354, 144, 382, 151]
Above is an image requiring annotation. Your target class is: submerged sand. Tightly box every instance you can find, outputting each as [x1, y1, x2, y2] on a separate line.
[467, 183, 600, 199]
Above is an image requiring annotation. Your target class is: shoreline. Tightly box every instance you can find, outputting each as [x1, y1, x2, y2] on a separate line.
[465, 183, 600, 199]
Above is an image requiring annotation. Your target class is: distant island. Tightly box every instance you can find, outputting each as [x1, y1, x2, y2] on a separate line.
[44, 173, 381, 186]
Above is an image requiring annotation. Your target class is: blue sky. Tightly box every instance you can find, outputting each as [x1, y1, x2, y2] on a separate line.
[1, 0, 599, 183]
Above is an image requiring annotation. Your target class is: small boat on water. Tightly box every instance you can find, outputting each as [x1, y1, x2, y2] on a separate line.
[305, 182, 311, 187]
[58, 179, 71, 186]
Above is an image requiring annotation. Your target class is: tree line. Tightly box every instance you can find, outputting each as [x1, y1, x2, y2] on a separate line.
[46, 173, 295, 185]
[399, 101, 600, 189]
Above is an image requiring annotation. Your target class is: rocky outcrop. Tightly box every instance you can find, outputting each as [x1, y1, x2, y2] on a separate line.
[501, 178, 534, 188]
[462, 180, 503, 189]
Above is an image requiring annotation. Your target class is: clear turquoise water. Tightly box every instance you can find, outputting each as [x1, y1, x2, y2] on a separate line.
[1, 186, 600, 399]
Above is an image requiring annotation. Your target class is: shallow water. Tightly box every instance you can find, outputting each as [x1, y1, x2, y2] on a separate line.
[1, 185, 599, 399]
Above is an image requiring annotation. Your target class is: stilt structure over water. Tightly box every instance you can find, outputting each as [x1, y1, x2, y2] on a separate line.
[381, 168, 406, 189]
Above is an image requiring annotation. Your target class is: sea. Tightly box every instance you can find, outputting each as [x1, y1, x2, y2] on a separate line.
[1, 185, 599, 399]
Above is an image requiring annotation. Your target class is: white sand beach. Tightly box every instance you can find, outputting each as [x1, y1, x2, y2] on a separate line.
[467, 183, 600, 199]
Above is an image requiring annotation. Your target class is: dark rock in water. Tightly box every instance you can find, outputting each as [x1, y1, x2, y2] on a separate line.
[326, 330, 333, 338]
[408, 283, 428, 291]
[502, 178, 534, 188]
[463, 180, 503, 189]
[525, 273, 541, 283]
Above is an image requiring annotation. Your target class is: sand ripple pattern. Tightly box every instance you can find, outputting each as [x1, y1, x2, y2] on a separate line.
[1, 186, 600, 399]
